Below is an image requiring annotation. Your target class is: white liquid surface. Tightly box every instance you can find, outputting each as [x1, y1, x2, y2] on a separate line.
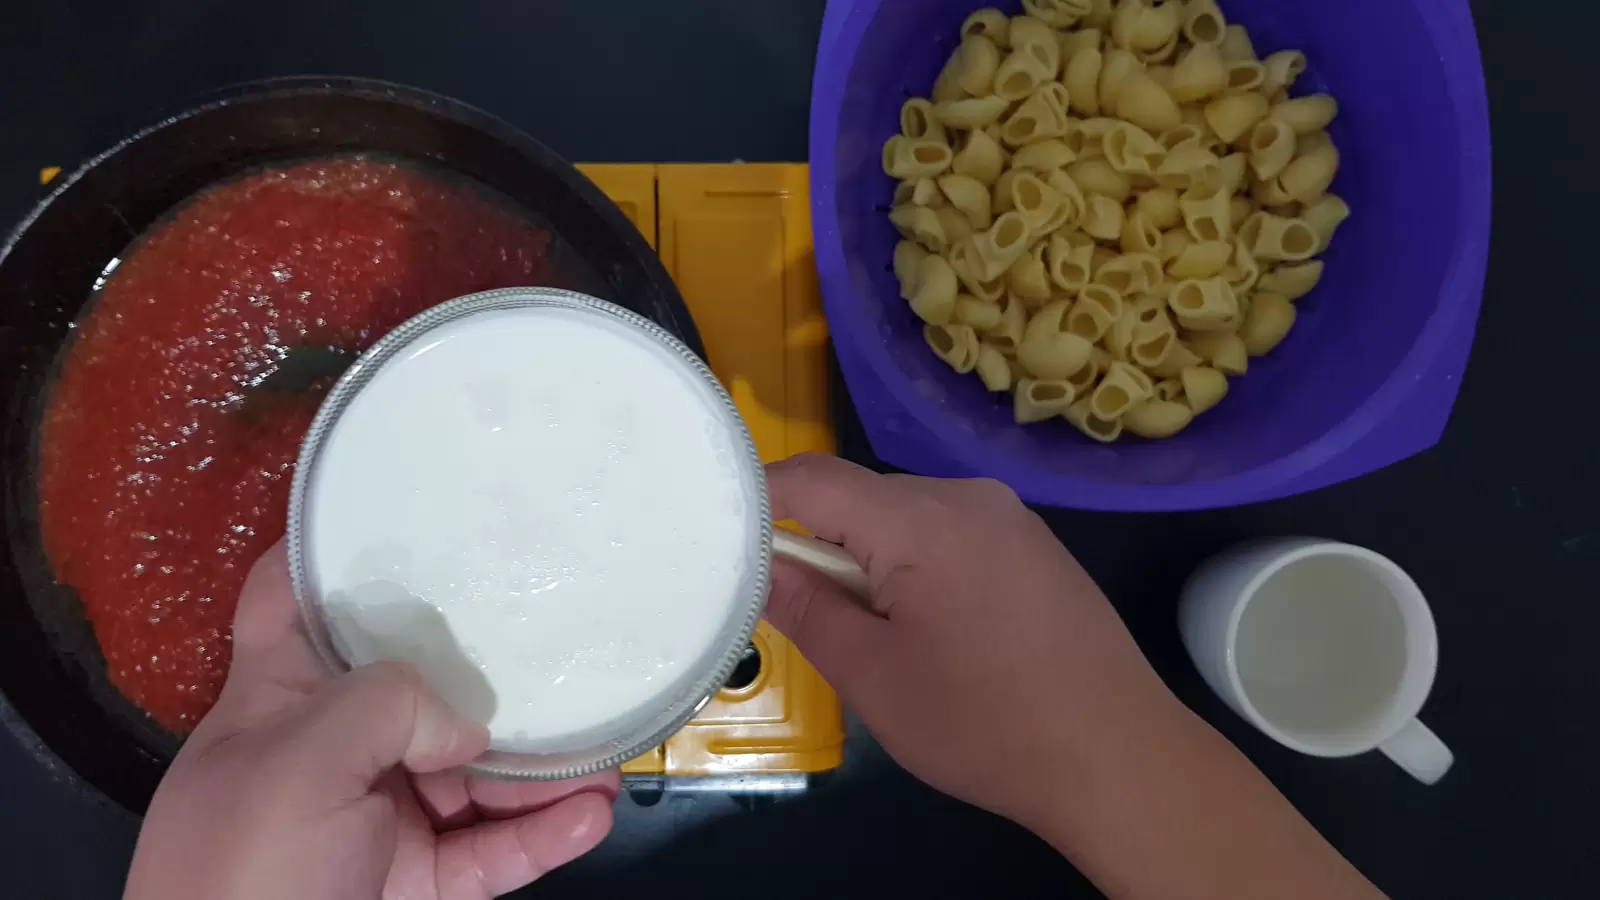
[1235, 556, 1409, 742]
[306, 305, 755, 752]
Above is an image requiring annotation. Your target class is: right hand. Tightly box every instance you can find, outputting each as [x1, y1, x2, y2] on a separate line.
[763, 453, 1180, 833]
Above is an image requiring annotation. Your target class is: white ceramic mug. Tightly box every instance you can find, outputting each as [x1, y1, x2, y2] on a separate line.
[1178, 538, 1453, 784]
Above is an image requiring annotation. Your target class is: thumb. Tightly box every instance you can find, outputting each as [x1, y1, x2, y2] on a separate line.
[279, 660, 491, 794]
[226, 539, 329, 694]
[766, 557, 891, 701]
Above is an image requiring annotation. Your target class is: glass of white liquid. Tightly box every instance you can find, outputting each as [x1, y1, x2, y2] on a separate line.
[1179, 538, 1454, 784]
[287, 288, 771, 781]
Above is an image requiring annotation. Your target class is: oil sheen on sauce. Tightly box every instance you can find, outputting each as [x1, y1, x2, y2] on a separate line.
[38, 159, 563, 731]
[305, 305, 755, 752]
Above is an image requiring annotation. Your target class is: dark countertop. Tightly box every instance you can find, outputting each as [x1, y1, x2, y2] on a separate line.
[3, 1, 1594, 898]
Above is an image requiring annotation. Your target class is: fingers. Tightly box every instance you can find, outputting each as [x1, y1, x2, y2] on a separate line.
[434, 791, 614, 900]
[766, 454, 921, 564]
[466, 771, 621, 820]
[766, 557, 892, 697]
[284, 660, 491, 795]
[230, 541, 297, 659]
[201, 541, 329, 736]
[231, 540, 324, 683]
[410, 769, 478, 830]
[412, 769, 621, 832]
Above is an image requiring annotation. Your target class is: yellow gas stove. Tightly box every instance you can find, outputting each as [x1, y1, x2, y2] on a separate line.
[575, 164, 845, 790]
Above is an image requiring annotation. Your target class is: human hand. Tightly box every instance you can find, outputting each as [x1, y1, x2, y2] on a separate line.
[124, 542, 618, 900]
[762, 454, 1181, 834]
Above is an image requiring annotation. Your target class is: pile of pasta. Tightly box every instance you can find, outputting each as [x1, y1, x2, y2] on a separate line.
[884, 0, 1346, 441]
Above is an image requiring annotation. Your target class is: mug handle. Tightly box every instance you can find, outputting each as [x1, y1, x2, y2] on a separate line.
[1378, 719, 1453, 785]
[772, 529, 871, 597]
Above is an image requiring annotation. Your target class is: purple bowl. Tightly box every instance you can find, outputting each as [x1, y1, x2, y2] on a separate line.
[810, 0, 1491, 510]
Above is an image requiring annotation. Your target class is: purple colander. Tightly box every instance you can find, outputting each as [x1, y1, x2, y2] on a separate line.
[809, 0, 1491, 511]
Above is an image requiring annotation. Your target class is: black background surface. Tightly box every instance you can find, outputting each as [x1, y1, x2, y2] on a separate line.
[2, 1, 1594, 898]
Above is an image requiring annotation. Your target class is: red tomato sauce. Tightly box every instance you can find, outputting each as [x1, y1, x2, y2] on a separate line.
[38, 159, 562, 731]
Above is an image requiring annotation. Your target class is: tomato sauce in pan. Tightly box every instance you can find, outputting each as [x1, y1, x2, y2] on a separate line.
[38, 159, 562, 731]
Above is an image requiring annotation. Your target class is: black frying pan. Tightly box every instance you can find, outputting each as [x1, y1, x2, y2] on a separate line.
[0, 77, 701, 814]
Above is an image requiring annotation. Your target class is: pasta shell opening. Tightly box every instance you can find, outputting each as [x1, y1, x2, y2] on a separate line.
[1015, 178, 1046, 214]
[1132, 329, 1174, 367]
[962, 8, 1008, 43]
[1159, 125, 1204, 151]
[1023, 41, 1055, 71]
[1123, 214, 1162, 254]
[1157, 142, 1220, 190]
[1184, 8, 1224, 45]
[1091, 384, 1132, 419]
[1066, 307, 1106, 341]
[1026, 0, 1088, 28]
[1135, 255, 1164, 287]
[1003, 97, 1065, 147]
[1249, 119, 1287, 152]
[1054, 258, 1090, 289]
[882, 138, 904, 175]
[1000, 69, 1039, 99]
[1226, 62, 1266, 91]
[1004, 116, 1042, 146]
[1065, 362, 1100, 393]
[1084, 415, 1121, 441]
[1267, 50, 1306, 83]
[1039, 83, 1073, 119]
[1096, 267, 1133, 294]
[1189, 214, 1223, 242]
[992, 215, 1028, 253]
[1172, 281, 1206, 313]
[1280, 221, 1317, 257]
[1082, 285, 1122, 315]
[902, 101, 935, 140]
[1247, 120, 1295, 182]
[1062, 127, 1089, 156]
[1029, 381, 1072, 404]
[1105, 125, 1161, 175]
[916, 144, 951, 166]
